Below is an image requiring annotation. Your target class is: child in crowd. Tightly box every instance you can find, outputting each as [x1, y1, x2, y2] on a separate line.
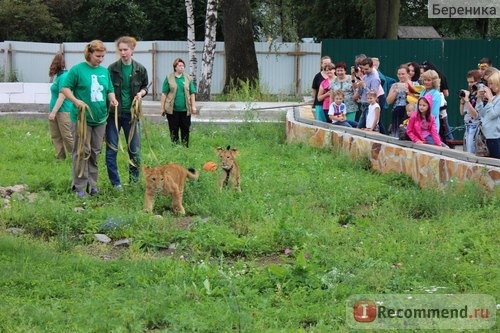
[328, 90, 358, 127]
[317, 62, 336, 123]
[362, 90, 380, 132]
[406, 95, 447, 147]
[398, 103, 415, 140]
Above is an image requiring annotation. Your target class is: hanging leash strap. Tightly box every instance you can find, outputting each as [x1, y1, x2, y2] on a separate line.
[133, 98, 160, 166]
[129, 98, 142, 155]
[106, 105, 125, 154]
[76, 104, 93, 178]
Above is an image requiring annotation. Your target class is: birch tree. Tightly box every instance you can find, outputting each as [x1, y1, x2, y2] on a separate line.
[185, 0, 197, 86]
[197, 0, 219, 101]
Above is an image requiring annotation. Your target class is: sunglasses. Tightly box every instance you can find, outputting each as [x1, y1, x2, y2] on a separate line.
[478, 63, 489, 69]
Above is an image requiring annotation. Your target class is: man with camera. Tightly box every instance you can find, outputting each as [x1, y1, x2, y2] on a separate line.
[354, 57, 381, 129]
[459, 70, 482, 153]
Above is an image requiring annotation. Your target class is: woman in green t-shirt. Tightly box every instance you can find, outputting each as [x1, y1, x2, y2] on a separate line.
[62, 40, 118, 198]
[48, 52, 74, 160]
[160, 58, 197, 147]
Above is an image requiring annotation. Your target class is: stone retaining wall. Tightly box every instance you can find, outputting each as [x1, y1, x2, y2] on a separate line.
[286, 107, 500, 191]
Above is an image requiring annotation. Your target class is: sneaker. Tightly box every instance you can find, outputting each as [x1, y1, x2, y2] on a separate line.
[114, 184, 124, 191]
[90, 187, 99, 196]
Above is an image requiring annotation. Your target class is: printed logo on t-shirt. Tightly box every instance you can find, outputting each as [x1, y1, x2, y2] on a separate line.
[90, 74, 104, 102]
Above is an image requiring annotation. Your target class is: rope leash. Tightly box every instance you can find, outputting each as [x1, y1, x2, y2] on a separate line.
[134, 98, 160, 166]
[76, 104, 93, 178]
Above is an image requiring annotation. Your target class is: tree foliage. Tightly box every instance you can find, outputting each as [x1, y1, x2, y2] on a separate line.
[0, 0, 64, 42]
[1, 0, 498, 43]
[399, 0, 500, 39]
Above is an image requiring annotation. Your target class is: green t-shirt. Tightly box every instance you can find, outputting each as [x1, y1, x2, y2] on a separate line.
[49, 70, 74, 113]
[120, 63, 132, 113]
[63, 62, 114, 126]
[162, 74, 196, 112]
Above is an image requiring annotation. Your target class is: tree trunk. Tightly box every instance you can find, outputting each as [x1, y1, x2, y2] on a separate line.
[185, 0, 197, 86]
[375, 0, 400, 39]
[197, 0, 219, 101]
[221, 0, 259, 93]
[386, 0, 401, 40]
[375, 0, 389, 39]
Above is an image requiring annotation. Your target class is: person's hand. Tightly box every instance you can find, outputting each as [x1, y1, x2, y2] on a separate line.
[191, 107, 198, 115]
[415, 140, 424, 144]
[482, 85, 493, 101]
[463, 90, 470, 99]
[110, 99, 119, 107]
[48, 110, 57, 121]
[134, 92, 143, 100]
[74, 99, 85, 109]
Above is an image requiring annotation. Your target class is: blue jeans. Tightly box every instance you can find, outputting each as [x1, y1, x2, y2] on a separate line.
[464, 123, 478, 153]
[356, 102, 369, 129]
[425, 135, 447, 147]
[105, 112, 141, 186]
[333, 120, 358, 128]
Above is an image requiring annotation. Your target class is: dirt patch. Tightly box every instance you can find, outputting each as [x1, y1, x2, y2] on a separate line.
[75, 243, 129, 260]
[254, 253, 286, 266]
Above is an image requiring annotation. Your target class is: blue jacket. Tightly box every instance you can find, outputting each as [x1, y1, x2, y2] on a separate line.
[476, 96, 500, 139]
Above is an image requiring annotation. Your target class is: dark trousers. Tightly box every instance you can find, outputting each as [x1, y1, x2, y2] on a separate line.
[486, 138, 500, 159]
[166, 111, 191, 147]
[391, 106, 406, 137]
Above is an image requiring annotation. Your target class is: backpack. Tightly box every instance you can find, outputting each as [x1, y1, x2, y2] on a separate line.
[474, 123, 490, 157]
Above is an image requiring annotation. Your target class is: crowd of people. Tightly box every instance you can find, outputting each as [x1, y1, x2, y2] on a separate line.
[48, 36, 197, 197]
[310, 55, 500, 158]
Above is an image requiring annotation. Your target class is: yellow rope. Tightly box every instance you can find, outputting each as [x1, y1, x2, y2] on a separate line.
[76, 104, 93, 178]
[105, 98, 159, 169]
[131, 98, 160, 166]
[106, 105, 124, 153]
[129, 98, 142, 154]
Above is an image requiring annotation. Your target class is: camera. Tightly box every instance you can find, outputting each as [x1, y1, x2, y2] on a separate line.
[471, 83, 484, 92]
[458, 89, 467, 98]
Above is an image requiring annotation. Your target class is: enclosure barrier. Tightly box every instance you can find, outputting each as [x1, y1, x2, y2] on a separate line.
[286, 106, 500, 191]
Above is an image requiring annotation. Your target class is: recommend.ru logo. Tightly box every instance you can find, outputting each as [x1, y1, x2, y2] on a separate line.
[347, 294, 495, 330]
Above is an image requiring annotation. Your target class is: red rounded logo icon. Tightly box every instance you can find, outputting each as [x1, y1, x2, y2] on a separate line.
[353, 300, 377, 322]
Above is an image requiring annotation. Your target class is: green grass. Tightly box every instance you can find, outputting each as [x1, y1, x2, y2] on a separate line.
[212, 79, 301, 102]
[0, 117, 498, 332]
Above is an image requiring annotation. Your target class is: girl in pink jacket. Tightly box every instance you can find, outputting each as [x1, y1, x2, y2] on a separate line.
[406, 94, 446, 146]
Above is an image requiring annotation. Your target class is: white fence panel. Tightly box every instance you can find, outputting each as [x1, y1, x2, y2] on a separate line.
[0, 40, 321, 97]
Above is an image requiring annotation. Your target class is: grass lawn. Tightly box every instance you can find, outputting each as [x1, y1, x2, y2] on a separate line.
[0, 117, 498, 332]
